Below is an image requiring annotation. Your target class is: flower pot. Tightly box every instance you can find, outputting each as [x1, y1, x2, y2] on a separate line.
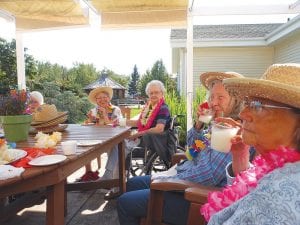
[0, 115, 32, 142]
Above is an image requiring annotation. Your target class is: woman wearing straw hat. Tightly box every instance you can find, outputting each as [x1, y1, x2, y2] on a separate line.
[78, 86, 123, 182]
[117, 72, 255, 225]
[201, 63, 300, 225]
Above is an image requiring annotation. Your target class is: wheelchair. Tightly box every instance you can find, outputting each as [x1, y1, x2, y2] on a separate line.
[126, 115, 185, 178]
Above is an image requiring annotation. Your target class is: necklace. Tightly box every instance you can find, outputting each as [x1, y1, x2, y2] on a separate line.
[201, 146, 300, 221]
[137, 98, 164, 132]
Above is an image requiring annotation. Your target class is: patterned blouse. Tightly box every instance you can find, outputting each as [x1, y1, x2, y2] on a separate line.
[208, 161, 300, 225]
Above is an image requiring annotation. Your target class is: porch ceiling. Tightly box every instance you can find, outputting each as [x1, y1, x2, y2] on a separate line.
[0, 0, 89, 31]
[91, 0, 188, 28]
[0, 0, 188, 31]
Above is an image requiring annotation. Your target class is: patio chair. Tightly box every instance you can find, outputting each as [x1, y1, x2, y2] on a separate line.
[127, 115, 185, 178]
[142, 153, 221, 225]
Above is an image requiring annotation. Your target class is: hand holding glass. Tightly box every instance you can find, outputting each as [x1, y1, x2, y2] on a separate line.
[198, 109, 213, 124]
[210, 123, 238, 152]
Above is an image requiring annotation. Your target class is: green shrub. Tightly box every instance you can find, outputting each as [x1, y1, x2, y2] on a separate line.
[164, 90, 186, 146]
[193, 88, 207, 120]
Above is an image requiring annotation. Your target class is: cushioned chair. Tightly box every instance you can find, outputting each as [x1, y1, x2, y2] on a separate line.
[143, 154, 221, 225]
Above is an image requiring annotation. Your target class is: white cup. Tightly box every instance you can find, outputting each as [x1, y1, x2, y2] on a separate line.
[119, 118, 127, 127]
[199, 109, 213, 124]
[61, 140, 77, 155]
[210, 123, 238, 153]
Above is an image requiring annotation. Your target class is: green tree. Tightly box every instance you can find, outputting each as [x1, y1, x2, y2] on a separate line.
[67, 63, 98, 96]
[138, 59, 176, 97]
[0, 38, 38, 90]
[128, 64, 139, 97]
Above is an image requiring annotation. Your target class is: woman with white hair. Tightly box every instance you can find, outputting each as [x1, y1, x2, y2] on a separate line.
[28, 91, 44, 113]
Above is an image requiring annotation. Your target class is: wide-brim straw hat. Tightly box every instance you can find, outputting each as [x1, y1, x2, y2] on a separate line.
[223, 63, 300, 109]
[88, 86, 113, 105]
[200, 71, 244, 89]
[31, 114, 68, 128]
[31, 104, 68, 126]
[29, 124, 68, 134]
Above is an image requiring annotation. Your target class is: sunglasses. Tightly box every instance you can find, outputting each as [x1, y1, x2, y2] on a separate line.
[242, 100, 293, 112]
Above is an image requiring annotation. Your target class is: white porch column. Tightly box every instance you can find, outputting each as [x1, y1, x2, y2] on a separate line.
[186, 10, 193, 131]
[16, 31, 26, 89]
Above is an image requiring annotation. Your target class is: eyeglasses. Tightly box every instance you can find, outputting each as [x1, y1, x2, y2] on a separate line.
[243, 100, 293, 113]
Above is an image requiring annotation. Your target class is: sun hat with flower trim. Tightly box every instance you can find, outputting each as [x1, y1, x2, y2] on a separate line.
[200, 71, 244, 90]
[88, 86, 113, 105]
[223, 63, 300, 109]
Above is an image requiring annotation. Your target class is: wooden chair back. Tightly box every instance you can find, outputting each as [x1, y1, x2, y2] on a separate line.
[143, 153, 221, 225]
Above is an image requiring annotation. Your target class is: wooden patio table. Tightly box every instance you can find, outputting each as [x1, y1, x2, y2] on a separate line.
[0, 124, 131, 225]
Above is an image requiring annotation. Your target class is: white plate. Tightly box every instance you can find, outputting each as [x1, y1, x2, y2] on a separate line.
[28, 155, 67, 166]
[0, 149, 27, 165]
[77, 140, 103, 146]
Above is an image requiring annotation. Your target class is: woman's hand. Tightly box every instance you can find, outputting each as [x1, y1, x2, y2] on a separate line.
[230, 134, 250, 176]
[128, 131, 143, 140]
[87, 111, 96, 122]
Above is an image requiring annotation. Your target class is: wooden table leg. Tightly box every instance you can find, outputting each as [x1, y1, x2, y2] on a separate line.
[46, 181, 65, 225]
[118, 140, 126, 194]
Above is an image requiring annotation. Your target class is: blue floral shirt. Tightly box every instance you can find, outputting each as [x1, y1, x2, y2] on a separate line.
[155, 126, 232, 187]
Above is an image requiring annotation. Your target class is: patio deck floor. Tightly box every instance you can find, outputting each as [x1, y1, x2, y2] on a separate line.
[3, 155, 120, 225]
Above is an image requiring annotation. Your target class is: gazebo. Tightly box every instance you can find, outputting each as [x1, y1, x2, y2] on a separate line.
[83, 72, 126, 100]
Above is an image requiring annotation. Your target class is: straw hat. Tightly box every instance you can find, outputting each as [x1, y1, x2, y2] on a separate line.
[88, 86, 113, 104]
[223, 63, 300, 109]
[31, 104, 68, 126]
[200, 71, 244, 89]
[29, 124, 68, 134]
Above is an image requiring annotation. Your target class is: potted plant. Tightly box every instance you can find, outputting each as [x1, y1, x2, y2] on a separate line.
[0, 88, 32, 142]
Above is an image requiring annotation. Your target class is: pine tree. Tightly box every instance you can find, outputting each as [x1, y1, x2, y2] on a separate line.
[128, 65, 140, 97]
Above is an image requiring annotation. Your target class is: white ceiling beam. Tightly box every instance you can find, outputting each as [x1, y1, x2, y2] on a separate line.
[0, 9, 15, 22]
[192, 4, 300, 16]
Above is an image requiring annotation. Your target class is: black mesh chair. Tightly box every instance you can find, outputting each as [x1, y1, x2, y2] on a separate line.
[126, 115, 185, 178]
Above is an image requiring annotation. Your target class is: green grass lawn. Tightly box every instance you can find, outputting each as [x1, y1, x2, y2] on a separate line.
[130, 108, 141, 118]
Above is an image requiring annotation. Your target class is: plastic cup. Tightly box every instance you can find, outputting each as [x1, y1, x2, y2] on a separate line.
[199, 109, 213, 124]
[119, 118, 127, 127]
[61, 140, 77, 155]
[210, 123, 238, 152]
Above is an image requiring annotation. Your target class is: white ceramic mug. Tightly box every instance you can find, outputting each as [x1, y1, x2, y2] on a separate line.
[119, 118, 127, 127]
[61, 140, 77, 155]
[210, 123, 238, 153]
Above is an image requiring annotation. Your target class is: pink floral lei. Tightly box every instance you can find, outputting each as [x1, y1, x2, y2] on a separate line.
[137, 98, 164, 132]
[200, 146, 300, 222]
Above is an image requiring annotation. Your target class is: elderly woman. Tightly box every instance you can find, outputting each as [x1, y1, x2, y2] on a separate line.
[201, 63, 300, 224]
[126, 80, 171, 141]
[78, 86, 122, 182]
[27, 91, 44, 113]
[117, 73, 254, 225]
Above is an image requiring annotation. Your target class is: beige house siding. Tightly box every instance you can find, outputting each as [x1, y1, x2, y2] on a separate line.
[273, 31, 300, 63]
[192, 47, 274, 91]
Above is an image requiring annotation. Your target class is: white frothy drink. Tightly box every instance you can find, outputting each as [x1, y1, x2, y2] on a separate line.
[211, 124, 238, 152]
[199, 115, 213, 124]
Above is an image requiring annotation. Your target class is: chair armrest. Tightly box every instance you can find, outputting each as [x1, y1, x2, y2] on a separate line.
[150, 178, 209, 192]
[171, 153, 186, 165]
[185, 186, 221, 204]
